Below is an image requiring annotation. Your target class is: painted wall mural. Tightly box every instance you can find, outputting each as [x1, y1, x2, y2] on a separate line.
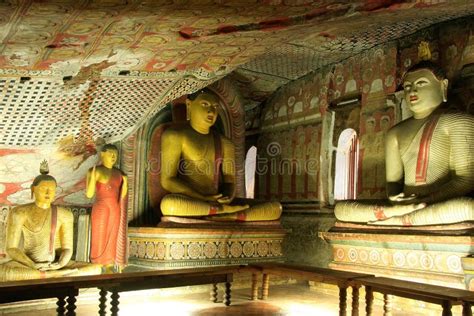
[256, 124, 322, 202]
[0, 146, 98, 206]
[257, 20, 474, 203]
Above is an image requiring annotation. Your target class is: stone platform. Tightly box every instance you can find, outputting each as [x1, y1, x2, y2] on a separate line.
[320, 224, 474, 290]
[128, 223, 286, 269]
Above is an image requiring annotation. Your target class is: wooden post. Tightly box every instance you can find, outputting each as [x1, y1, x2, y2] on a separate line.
[462, 301, 472, 316]
[338, 285, 347, 316]
[383, 294, 392, 316]
[98, 288, 107, 316]
[351, 285, 359, 316]
[441, 300, 453, 316]
[56, 296, 66, 316]
[262, 274, 270, 300]
[210, 283, 218, 303]
[110, 290, 120, 316]
[251, 273, 259, 300]
[225, 282, 231, 306]
[365, 286, 373, 316]
[66, 294, 77, 316]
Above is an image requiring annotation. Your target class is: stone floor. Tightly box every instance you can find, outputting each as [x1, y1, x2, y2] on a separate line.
[0, 282, 468, 315]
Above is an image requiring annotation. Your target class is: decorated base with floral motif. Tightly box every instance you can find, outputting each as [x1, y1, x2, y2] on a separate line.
[128, 224, 286, 269]
[320, 226, 473, 290]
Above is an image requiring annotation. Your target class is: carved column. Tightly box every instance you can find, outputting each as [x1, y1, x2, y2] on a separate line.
[262, 274, 270, 300]
[110, 290, 120, 316]
[224, 282, 231, 306]
[383, 294, 392, 316]
[365, 286, 373, 316]
[251, 273, 259, 300]
[56, 296, 66, 316]
[98, 288, 107, 316]
[210, 283, 218, 302]
[351, 285, 360, 316]
[339, 285, 347, 316]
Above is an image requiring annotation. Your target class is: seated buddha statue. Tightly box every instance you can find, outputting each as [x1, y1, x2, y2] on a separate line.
[160, 89, 282, 221]
[335, 55, 474, 226]
[0, 162, 101, 281]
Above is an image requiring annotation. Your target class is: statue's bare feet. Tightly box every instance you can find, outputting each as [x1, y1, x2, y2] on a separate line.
[221, 204, 249, 214]
[384, 203, 426, 218]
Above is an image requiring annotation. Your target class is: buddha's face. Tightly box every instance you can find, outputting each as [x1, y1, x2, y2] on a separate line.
[101, 149, 118, 168]
[32, 180, 56, 205]
[187, 92, 220, 128]
[403, 69, 448, 118]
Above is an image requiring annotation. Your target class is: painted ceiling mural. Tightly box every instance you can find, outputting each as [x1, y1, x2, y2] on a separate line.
[0, 0, 474, 206]
[1, 0, 474, 148]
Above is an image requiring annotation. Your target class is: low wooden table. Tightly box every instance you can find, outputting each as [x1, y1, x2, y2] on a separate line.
[355, 276, 474, 316]
[0, 266, 245, 316]
[250, 263, 374, 316]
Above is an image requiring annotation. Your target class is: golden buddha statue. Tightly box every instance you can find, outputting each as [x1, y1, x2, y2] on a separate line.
[160, 89, 282, 221]
[86, 144, 128, 272]
[0, 161, 101, 281]
[335, 48, 474, 226]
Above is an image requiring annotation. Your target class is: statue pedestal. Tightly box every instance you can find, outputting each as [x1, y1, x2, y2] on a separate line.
[320, 225, 473, 290]
[128, 224, 286, 269]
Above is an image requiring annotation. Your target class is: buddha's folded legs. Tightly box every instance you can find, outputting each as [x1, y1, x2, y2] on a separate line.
[335, 200, 425, 223]
[370, 197, 474, 226]
[161, 194, 249, 217]
[0, 260, 102, 282]
[161, 194, 282, 221]
[205, 202, 282, 222]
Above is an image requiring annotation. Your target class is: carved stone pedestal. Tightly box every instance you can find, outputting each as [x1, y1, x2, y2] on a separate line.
[128, 224, 286, 269]
[320, 226, 473, 290]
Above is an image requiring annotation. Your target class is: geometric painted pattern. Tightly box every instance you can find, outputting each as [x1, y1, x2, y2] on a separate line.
[128, 227, 285, 269]
[333, 246, 464, 275]
[321, 231, 473, 290]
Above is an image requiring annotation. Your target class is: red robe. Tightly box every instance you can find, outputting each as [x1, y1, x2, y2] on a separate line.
[90, 168, 128, 266]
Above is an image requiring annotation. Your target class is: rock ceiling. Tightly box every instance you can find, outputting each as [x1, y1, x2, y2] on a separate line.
[0, 0, 473, 148]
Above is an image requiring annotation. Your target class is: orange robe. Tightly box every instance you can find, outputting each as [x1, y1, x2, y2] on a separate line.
[90, 168, 128, 266]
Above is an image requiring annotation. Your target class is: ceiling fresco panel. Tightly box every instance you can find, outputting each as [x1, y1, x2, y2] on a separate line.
[0, 1, 473, 148]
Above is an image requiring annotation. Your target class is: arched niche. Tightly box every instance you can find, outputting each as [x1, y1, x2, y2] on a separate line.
[129, 78, 245, 226]
[245, 146, 257, 199]
[334, 128, 359, 201]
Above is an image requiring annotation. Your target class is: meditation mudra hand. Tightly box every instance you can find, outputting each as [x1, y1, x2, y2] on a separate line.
[86, 144, 128, 272]
[160, 89, 282, 221]
[0, 161, 101, 281]
[335, 57, 474, 226]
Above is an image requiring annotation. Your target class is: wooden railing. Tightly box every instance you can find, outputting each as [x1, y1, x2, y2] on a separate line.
[0, 263, 473, 316]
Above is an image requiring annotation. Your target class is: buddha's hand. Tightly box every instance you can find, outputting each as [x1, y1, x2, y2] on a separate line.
[204, 193, 229, 203]
[216, 196, 233, 204]
[389, 192, 417, 204]
[34, 262, 51, 270]
[44, 262, 65, 271]
[206, 194, 235, 204]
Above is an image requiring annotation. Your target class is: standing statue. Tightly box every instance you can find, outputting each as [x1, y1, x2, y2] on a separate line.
[86, 144, 128, 272]
[0, 161, 101, 281]
[160, 89, 282, 221]
[335, 44, 474, 226]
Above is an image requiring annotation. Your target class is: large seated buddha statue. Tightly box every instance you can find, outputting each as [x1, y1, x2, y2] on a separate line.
[335, 50, 474, 226]
[0, 162, 101, 281]
[160, 89, 282, 222]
